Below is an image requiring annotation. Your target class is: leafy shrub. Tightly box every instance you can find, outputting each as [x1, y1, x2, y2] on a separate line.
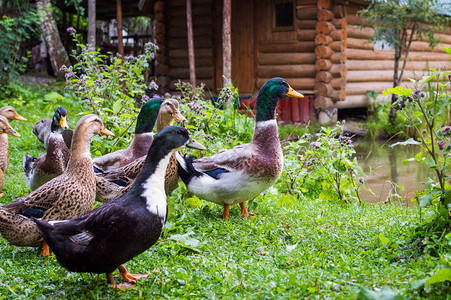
[383, 55, 451, 291]
[61, 29, 159, 155]
[278, 122, 366, 203]
[0, 10, 41, 86]
[174, 80, 253, 152]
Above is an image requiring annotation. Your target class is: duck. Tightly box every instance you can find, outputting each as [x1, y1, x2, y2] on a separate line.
[176, 78, 304, 220]
[0, 116, 21, 197]
[23, 107, 71, 190]
[95, 98, 188, 202]
[32, 107, 71, 148]
[92, 97, 186, 173]
[33, 126, 205, 288]
[0, 106, 26, 172]
[0, 114, 114, 256]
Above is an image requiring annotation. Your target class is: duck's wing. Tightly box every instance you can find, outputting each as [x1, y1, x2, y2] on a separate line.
[193, 143, 252, 173]
[10, 178, 67, 218]
[101, 157, 145, 181]
[35, 201, 123, 248]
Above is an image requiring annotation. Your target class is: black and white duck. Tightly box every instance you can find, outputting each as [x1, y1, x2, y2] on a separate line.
[33, 126, 204, 288]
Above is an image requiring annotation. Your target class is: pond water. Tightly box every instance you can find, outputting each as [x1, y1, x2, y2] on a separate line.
[354, 140, 433, 205]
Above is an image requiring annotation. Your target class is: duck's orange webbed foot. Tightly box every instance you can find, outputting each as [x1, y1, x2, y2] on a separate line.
[118, 265, 149, 284]
[239, 202, 249, 218]
[222, 204, 230, 220]
[39, 242, 50, 257]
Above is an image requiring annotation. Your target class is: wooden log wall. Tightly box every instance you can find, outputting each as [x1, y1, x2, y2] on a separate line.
[313, 0, 347, 109]
[154, 1, 169, 91]
[165, 0, 215, 91]
[256, 0, 318, 94]
[343, 0, 451, 108]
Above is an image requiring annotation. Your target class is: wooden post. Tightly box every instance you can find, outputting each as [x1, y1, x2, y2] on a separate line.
[222, 0, 231, 84]
[88, 0, 96, 49]
[117, 0, 124, 58]
[186, 0, 196, 86]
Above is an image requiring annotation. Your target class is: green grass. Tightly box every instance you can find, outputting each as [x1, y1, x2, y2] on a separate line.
[0, 95, 448, 299]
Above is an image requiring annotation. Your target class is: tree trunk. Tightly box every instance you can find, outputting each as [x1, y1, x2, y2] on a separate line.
[186, 0, 196, 86]
[37, 0, 71, 78]
[222, 0, 231, 82]
[117, 0, 124, 58]
[88, 0, 96, 48]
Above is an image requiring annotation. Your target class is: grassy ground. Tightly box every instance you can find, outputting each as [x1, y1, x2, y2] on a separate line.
[0, 101, 447, 299]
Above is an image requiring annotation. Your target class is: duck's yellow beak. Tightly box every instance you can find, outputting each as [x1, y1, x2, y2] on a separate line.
[100, 127, 115, 136]
[14, 113, 27, 121]
[6, 126, 20, 137]
[173, 111, 187, 122]
[59, 116, 69, 129]
[286, 85, 304, 98]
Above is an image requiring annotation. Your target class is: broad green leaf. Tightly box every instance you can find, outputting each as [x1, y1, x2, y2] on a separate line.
[112, 99, 122, 114]
[425, 268, 451, 285]
[418, 193, 432, 207]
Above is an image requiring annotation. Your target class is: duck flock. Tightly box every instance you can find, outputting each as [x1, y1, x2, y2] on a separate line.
[0, 78, 303, 289]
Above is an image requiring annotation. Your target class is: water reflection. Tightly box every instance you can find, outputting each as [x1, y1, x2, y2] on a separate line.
[354, 140, 432, 205]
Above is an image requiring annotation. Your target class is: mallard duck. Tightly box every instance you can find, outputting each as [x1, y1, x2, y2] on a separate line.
[176, 78, 304, 219]
[33, 126, 205, 288]
[92, 97, 185, 172]
[0, 106, 26, 172]
[95, 98, 188, 202]
[23, 107, 71, 190]
[32, 108, 71, 148]
[0, 116, 21, 197]
[0, 114, 114, 256]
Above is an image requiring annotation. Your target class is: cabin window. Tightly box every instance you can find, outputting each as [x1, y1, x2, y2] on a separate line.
[274, 1, 294, 29]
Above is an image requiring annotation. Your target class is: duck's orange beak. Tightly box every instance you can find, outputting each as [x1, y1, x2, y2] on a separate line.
[6, 126, 20, 137]
[173, 111, 187, 122]
[286, 85, 304, 98]
[100, 127, 115, 136]
[14, 113, 27, 121]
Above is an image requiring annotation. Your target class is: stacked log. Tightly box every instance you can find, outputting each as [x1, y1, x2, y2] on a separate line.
[256, 0, 319, 94]
[343, 0, 451, 107]
[164, 0, 214, 91]
[314, 0, 346, 109]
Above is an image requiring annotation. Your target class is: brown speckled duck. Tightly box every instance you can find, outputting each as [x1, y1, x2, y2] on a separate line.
[92, 98, 186, 172]
[176, 78, 304, 219]
[23, 107, 71, 190]
[0, 114, 114, 256]
[0, 116, 21, 197]
[0, 106, 26, 172]
[95, 98, 187, 202]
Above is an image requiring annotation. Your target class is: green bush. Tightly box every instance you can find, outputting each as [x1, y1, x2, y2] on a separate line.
[61, 29, 159, 155]
[278, 122, 365, 203]
[0, 10, 41, 86]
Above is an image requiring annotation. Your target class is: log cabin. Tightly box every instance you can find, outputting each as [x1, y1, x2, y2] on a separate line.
[139, 0, 451, 123]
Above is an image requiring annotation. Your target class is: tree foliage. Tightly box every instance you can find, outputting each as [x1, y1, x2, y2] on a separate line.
[359, 0, 450, 124]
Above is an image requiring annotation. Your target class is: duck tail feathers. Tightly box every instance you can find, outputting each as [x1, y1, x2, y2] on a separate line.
[175, 152, 199, 184]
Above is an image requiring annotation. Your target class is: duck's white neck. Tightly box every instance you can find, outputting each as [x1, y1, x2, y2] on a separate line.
[141, 152, 173, 223]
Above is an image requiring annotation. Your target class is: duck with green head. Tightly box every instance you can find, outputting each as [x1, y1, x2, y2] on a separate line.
[93, 98, 174, 172]
[176, 78, 303, 219]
